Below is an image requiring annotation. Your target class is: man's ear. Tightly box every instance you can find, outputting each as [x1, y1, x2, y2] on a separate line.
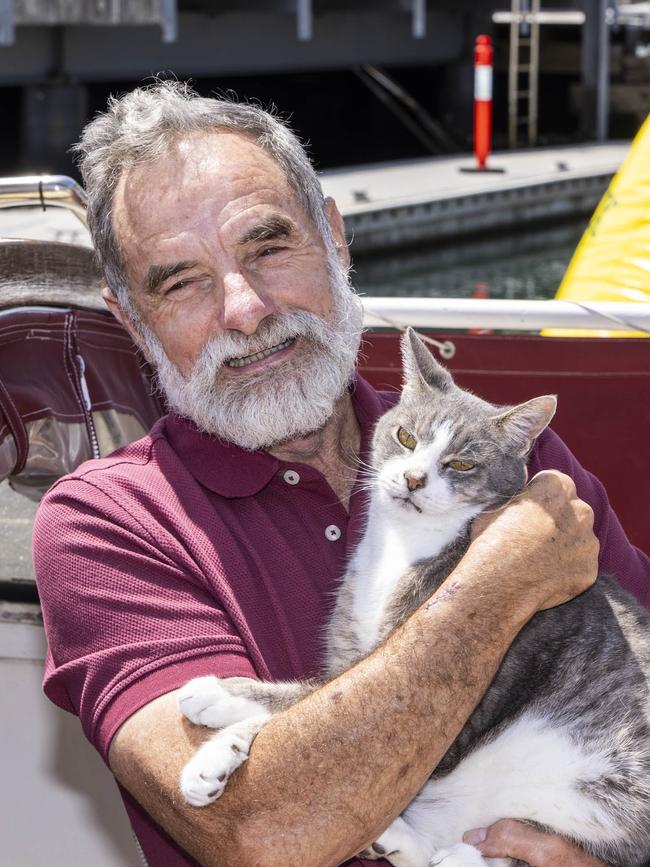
[102, 286, 127, 324]
[102, 287, 144, 349]
[324, 197, 350, 270]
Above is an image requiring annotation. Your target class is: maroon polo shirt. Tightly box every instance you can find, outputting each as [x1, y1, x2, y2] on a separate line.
[34, 376, 650, 867]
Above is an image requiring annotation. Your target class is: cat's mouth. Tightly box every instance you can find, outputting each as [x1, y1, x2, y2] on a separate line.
[393, 494, 422, 514]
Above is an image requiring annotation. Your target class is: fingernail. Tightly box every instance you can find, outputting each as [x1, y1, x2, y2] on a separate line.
[463, 828, 488, 846]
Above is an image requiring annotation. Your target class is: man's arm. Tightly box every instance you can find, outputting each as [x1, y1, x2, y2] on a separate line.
[109, 471, 598, 867]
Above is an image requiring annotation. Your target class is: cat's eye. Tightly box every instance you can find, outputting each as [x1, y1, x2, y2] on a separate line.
[447, 459, 476, 472]
[396, 427, 417, 450]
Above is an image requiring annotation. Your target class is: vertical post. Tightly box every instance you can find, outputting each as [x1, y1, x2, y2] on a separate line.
[508, 0, 520, 147]
[412, 0, 426, 39]
[21, 84, 88, 175]
[296, 0, 312, 41]
[596, 0, 609, 141]
[0, 0, 14, 46]
[529, 0, 540, 145]
[159, 0, 178, 43]
[581, 0, 608, 141]
[474, 35, 494, 169]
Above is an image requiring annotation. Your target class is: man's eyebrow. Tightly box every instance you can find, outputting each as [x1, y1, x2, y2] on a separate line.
[237, 215, 296, 247]
[144, 261, 199, 296]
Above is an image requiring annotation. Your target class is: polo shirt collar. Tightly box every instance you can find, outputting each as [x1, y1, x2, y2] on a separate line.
[164, 375, 387, 498]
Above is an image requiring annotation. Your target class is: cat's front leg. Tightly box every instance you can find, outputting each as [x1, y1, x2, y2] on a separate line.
[178, 674, 312, 729]
[178, 675, 315, 806]
[180, 716, 268, 806]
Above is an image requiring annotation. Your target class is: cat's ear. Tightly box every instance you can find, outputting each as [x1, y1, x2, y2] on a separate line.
[401, 327, 453, 394]
[492, 395, 557, 455]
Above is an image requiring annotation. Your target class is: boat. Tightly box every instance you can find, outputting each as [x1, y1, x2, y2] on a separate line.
[1, 175, 649, 866]
[546, 112, 650, 337]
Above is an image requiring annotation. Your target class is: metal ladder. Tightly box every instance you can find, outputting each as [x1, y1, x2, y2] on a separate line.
[508, 0, 541, 147]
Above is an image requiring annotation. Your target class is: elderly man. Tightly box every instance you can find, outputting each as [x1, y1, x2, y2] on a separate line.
[34, 82, 649, 867]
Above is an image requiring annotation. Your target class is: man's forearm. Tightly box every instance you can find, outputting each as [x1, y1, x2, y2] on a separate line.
[111, 471, 599, 866]
[110, 549, 533, 867]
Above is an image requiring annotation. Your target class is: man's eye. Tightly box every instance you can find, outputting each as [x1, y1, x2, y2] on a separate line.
[258, 246, 282, 257]
[162, 278, 197, 295]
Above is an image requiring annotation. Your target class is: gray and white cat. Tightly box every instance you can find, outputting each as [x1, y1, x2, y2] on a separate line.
[177, 328, 650, 867]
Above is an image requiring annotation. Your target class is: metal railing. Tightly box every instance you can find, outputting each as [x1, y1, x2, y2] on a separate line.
[362, 297, 650, 335]
[0, 175, 88, 226]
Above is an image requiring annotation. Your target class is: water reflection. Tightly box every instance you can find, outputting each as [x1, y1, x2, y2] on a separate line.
[352, 220, 585, 301]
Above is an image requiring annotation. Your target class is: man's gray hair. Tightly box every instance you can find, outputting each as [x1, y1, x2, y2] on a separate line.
[73, 80, 332, 318]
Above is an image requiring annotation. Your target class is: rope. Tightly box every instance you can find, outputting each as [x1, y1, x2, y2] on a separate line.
[364, 309, 456, 359]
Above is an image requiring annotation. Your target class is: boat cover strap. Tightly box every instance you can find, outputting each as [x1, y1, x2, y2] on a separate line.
[0, 371, 29, 475]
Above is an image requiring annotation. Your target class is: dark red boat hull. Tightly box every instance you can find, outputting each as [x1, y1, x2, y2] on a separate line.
[359, 331, 650, 555]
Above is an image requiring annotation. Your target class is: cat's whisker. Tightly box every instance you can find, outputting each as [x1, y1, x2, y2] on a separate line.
[348, 455, 378, 475]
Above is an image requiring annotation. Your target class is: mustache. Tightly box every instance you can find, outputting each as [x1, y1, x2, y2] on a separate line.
[188, 310, 332, 375]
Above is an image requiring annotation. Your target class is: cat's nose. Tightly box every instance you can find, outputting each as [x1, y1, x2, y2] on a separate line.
[404, 471, 427, 492]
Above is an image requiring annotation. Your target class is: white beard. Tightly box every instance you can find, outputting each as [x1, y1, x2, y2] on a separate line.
[138, 267, 364, 452]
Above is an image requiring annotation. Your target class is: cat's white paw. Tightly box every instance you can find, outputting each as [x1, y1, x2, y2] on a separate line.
[180, 725, 253, 807]
[178, 675, 268, 729]
[359, 816, 430, 867]
[429, 843, 489, 867]
[358, 846, 386, 861]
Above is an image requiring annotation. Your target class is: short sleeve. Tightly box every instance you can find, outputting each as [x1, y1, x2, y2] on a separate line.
[33, 477, 256, 762]
[530, 428, 650, 608]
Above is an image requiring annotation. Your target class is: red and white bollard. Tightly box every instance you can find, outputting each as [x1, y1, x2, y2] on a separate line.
[473, 34, 493, 170]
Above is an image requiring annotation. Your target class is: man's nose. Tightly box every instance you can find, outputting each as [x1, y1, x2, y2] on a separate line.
[221, 271, 276, 335]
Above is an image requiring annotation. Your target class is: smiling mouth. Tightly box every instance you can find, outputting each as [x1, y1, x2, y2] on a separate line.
[225, 336, 296, 368]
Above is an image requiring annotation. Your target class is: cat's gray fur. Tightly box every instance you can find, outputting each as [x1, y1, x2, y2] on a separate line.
[179, 328, 650, 867]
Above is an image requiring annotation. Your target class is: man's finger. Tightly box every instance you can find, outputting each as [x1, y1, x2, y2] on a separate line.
[463, 819, 608, 866]
[470, 819, 557, 862]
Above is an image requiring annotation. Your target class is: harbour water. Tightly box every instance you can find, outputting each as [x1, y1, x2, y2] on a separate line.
[353, 218, 584, 301]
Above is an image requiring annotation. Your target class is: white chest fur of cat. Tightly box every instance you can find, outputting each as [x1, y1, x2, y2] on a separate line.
[346, 421, 479, 659]
[176, 328, 650, 867]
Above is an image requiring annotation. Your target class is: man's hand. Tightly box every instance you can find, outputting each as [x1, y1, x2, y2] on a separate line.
[469, 470, 599, 613]
[463, 820, 609, 866]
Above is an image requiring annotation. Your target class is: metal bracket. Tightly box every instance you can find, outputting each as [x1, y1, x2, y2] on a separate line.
[159, 0, 177, 43]
[412, 0, 426, 39]
[0, 0, 14, 46]
[296, 0, 312, 41]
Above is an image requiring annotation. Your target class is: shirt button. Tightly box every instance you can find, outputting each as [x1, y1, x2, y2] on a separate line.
[325, 524, 341, 541]
[283, 469, 300, 486]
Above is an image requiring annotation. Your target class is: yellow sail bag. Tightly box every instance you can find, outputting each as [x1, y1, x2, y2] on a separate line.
[545, 113, 650, 337]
